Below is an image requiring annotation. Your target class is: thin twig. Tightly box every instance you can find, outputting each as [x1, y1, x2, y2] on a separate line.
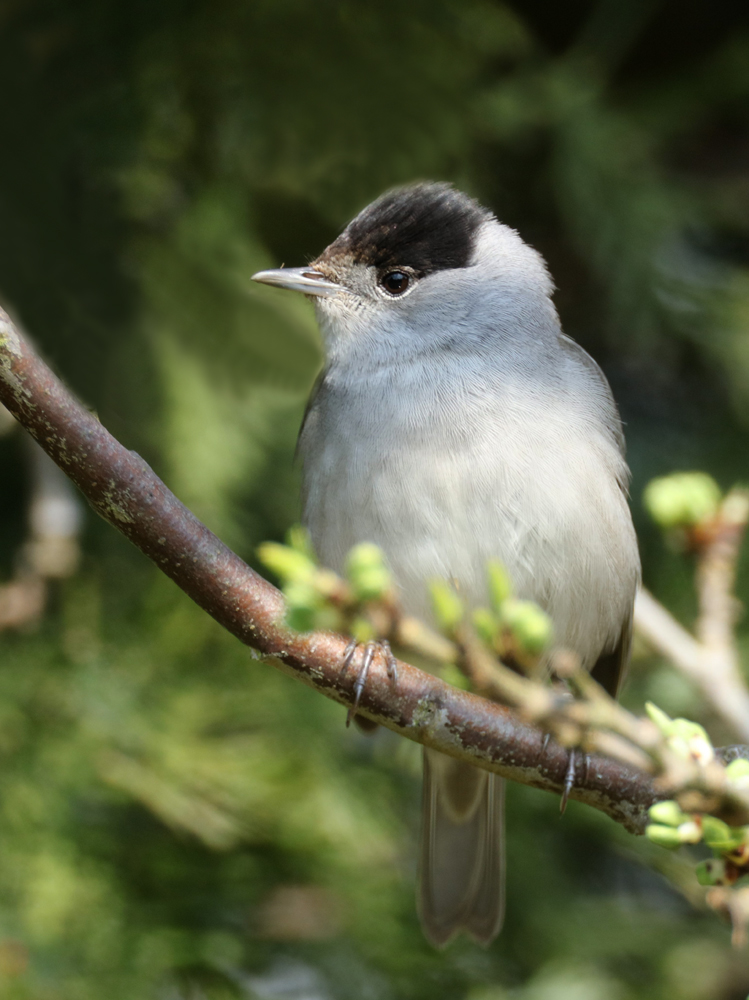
[0, 425, 82, 630]
[635, 498, 749, 744]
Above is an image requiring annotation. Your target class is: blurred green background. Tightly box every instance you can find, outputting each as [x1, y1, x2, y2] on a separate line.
[1, 1, 749, 997]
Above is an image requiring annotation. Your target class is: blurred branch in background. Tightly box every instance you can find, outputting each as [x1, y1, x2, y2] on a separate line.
[0, 401, 82, 631]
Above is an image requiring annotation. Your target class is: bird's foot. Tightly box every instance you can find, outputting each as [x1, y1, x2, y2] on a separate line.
[341, 638, 398, 728]
[536, 719, 590, 814]
[559, 747, 591, 815]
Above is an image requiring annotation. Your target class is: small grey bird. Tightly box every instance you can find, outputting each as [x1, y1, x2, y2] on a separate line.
[252, 183, 640, 947]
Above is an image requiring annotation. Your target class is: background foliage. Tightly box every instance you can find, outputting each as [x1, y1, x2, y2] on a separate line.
[1, 1, 749, 997]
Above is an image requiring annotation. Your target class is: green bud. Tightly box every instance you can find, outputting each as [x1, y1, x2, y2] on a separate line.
[472, 607, 498, 645]
[670, 719, 714, 764]
[429, 579, 464, 633]
[645, 701, 674, 734]
[487, 560, 513, 611]
[701, 816, 737, 848]
[710, 839, 745, 855]
[668, 717, 709, 741]
[258, 542, 316, 584]
[346, 543, 392, 602]
[644, 703, 714, 762]
[643, 472, 721, 530]
[350, 616, 376, 644]
[696, 858, 728, 886]
[648, 800, 686, 827]
[499, 599, 553, 655]
[726, 758, 749, 788]
[285, 524, 317, 560]
[646, 824, 683, 849]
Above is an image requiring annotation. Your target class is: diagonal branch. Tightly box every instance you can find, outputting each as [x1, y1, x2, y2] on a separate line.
[0, 308, 729, 835]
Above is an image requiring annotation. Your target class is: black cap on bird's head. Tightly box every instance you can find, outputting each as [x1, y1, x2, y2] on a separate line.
[251, 183, 491, 297]
[321, 183, 491, 277]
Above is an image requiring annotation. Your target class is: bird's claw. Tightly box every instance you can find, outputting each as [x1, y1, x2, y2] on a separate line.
[559, 748, 591, 814]
[342, 638, 397, 727]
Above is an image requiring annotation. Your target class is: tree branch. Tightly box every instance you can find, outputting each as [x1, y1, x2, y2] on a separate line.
[0, 308, 729, 835]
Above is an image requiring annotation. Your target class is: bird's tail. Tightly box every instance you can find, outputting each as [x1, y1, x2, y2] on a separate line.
[418, 748, 505, 947]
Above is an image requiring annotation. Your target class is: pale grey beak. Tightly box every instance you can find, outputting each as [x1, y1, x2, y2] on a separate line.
[251, 267, 340, 298]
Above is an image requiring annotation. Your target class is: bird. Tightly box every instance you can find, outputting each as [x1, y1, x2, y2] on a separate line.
[252, 182, 641, 948]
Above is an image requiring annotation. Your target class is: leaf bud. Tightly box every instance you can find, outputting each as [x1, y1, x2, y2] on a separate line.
[648, 800, 686, 827]
[258, 541, 316, 584]
[646, 824, 683, 849]
[472, 607, 498, 645]
[346, 543, 392, 602]
[643, 472, 721, 530]
[645, 702, 673, 734]
[350, 616, 376, 644]
[726, 758, 749, 789]
[499, 599, 553, 655]
[644, 703, 714, 763]
[285, 524, 317, 559]
[700, 816, 739, 850]
[429, 579, 464, 633]
[487, 560, 513, 611]
[695, 858, 729, 886]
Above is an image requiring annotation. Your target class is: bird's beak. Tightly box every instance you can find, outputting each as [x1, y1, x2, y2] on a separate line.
[251, 267, 340, 298]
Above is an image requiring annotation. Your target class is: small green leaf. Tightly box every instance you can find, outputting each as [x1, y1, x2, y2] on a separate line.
[487, 560, 513, 610]
[499, 599, 552, 655]
[701, 816, 737, 848]
[350, 616, 376, 643]
[285, 524, 317, 560]
[346, 543, 392, 602]
[258, 541, 316, 583]
[645, 702, 674, 734]
[472, 607, 498, 645]
[429, 579, 464, 633]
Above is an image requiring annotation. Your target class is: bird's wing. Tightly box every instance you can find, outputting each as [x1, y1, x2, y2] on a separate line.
[590, 610, 633, 699]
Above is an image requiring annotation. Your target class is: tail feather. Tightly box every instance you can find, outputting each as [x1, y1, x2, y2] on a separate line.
[418, 748, 505, 947]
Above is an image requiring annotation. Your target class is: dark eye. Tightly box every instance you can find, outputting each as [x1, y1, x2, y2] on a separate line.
[381, 271, 410, 295]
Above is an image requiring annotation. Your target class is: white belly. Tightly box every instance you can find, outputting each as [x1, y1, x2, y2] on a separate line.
[300, 373, 639, 668]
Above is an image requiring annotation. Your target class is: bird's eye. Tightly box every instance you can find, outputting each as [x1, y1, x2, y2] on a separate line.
[381, 271, 410, 295]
